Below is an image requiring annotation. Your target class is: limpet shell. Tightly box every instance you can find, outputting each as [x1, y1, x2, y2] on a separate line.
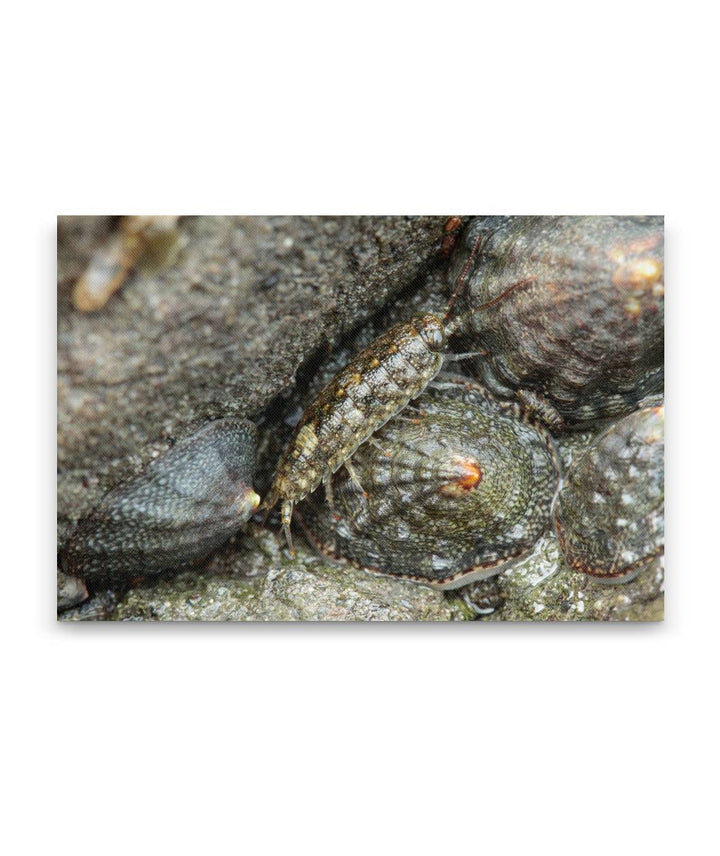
[554, 406, 664, 581]
[63, 418, 259, 584]
[453, 216, 664, 427]
[302, 376, 560, 588]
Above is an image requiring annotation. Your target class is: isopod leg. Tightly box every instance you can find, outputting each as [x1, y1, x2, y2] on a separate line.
[281, 499, 295, 556]
[444, 351, 487, 362]
[323, 471, 338, 520]
[344, 460, 368, 500]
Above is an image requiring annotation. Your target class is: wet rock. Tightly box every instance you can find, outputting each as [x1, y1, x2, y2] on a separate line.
[482, 534, 664, 621]
[110, 528, 471, 622]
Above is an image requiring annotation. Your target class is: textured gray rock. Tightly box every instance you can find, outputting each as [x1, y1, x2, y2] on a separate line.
[109, 528, 471, 622]
[482, 534, 664, 621]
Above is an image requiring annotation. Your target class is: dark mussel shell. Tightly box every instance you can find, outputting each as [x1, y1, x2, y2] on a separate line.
[452, 216, 664, 428]
[63, 418, 259, 584]
[302, 376, 559, 588]
[554, 406, 664, 582]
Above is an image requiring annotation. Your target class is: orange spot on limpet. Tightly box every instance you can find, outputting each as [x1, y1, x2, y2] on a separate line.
[439, 456, 482, 497]
[456, 458, 482, 490]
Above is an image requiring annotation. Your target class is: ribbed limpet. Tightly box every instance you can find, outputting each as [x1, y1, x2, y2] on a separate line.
[554, 406, 664, 582]
[64, 418, 260, 584]
[301, 376, 560, 588]
[451, 216, 664, 428]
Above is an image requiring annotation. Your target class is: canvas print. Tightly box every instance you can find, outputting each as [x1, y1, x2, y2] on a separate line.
[57, 216, 664, 621]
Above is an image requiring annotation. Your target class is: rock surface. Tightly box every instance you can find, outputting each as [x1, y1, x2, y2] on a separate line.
[108, 528, 470, 622]
[483, 534, 664, 621]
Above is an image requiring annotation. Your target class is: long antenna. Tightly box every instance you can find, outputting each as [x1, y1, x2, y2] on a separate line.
[444, 229, 483, 322]
[445, 276, 538, 336]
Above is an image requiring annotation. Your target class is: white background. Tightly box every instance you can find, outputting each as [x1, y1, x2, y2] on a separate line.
[2, 1, 716, 854]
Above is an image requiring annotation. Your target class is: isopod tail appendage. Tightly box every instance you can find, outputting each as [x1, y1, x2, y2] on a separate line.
[281, 499, 295, 556]
[322, 471, 337, 519]
[259, 489, 277, 525]
[344, 459, 368, 499]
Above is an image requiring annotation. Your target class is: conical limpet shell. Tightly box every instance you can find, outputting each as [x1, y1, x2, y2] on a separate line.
[302, 376, 560, 588]
[554, 406, 664, 582]
[64, 418, 259, 584]
[452, 216, 664, 428]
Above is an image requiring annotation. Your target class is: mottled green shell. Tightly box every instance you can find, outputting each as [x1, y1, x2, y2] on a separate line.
[302, 376, 559, 588]
[453, 216, 664, 428]
[554, 406, 664, 580]
[64, 418, 259, 584]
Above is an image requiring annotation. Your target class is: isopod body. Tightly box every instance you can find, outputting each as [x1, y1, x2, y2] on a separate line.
[64, 418, 260, 584]
[263, 314, 447, 551]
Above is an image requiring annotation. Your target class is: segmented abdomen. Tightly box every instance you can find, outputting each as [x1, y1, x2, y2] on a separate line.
[269, 318, 444, 504]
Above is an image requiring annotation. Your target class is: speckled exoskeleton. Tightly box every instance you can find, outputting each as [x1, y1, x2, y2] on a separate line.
[262, 314, 448, 552]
